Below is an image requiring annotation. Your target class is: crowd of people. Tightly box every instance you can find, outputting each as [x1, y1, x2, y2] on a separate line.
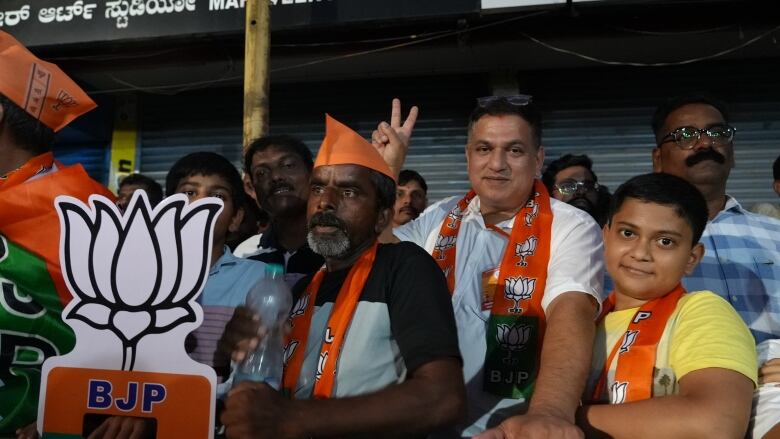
[2, 29, 780, 439]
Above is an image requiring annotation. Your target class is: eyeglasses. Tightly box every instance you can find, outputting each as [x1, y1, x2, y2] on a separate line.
[659, 125, 736, 150]
[477, 94, 533, 108]
[553, 179, 599, 197]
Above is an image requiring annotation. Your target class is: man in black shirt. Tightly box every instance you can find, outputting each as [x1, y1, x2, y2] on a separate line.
[220, 115, 464, 438]
[236, 135, 323, 287]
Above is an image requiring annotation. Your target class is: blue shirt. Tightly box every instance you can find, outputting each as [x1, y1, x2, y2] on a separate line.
[189, 247, 267, 380]
[683, 197, 780, 344]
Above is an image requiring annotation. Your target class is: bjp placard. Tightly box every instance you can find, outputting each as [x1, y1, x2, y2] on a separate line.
[37, 192, 223, 438]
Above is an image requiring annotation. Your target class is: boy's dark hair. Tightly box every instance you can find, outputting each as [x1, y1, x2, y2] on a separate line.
[773, 155, 779, 181]
[244, 134, 313, 175]
[368, 169, 396, 212]
[398, 169, 428, 193]
[468, 97, 543, 148]
[119, 173, 164, 206]
[165, 152, 244, 209]
[541, 154, 597, 193]
[651, 94, 730, 140]
[608, 173, 708, 245]
[0, 93, 55, 154]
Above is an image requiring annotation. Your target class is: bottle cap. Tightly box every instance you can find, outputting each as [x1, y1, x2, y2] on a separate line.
[265, 263, 284, 277]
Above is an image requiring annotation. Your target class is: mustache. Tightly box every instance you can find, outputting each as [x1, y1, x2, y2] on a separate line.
[686, 149, 726, 167]
[400, 206, 420, 216]
[309, 212, 346, 231]
[269, 181, 295, 194]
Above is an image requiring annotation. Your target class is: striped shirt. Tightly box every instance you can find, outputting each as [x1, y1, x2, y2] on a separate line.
[188, 247, 267, 381]
[683, 197, 780, 344]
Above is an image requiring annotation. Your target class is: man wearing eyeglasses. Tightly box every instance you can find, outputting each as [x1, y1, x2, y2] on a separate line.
[542, 154, 611, 227]
[375, 97, 604, 439]
[651, 94, 780, 439]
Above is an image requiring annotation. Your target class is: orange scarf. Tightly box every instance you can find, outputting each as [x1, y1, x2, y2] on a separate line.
[0, 152, 54, 189]
[591, 284, 686, 403]
[434, 180, 553, 398]
[282, 242, 378, 398]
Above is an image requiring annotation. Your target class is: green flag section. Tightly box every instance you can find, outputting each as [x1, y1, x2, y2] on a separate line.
[483, 314, 540, 399]
[0, 235, 74, 435]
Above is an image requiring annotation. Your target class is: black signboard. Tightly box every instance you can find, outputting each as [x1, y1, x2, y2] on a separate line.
[0, 0, 479, 48]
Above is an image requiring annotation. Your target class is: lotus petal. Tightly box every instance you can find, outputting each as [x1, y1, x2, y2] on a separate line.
[113, 310, 151, 342]
[60, 205, 97, 299]
[174, 204, 219, 303]
[115, 205, 159, 306]
[154, 306, 191, 329]
[92, 204, 121, 304]
[151, 203, 181, 305]
[71, 302, 111, 326]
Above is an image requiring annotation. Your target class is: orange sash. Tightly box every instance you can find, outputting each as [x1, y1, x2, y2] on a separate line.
[0, 152, 54, 188]
[591, 284, 686, 403]
[434, 180, 553, 398]
[282, 242, 378, 398]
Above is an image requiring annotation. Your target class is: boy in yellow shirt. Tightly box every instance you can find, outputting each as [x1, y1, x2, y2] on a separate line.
[578, 172, 757, 439]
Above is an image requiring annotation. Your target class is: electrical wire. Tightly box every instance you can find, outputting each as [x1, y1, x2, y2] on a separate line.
[518, 23, 780, 67]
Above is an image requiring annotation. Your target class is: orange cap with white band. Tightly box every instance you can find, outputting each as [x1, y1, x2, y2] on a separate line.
[0, 31, 96, 132]
[314, 114, 396, 182]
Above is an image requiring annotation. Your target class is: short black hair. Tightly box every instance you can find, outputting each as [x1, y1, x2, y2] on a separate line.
[608, 173, 708, 246]
[541, 154, 597, 193]
[651, 94, 730, 139]
[468, 97, 543, 148]
[773, 154, 780, 181]
[367, 169, 396, 212]
[398, 169, 428, 193]
[119, 173, 164, 207]
[0, 93, 55, 154]
[165, 152, 244, 209]
[244, 135, 313, 175]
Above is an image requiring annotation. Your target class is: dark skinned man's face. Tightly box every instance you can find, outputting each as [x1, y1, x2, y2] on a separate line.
[249, 146, 311, 219]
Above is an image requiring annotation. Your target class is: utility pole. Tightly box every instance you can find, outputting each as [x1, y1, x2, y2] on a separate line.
[243, 0, 270, 151]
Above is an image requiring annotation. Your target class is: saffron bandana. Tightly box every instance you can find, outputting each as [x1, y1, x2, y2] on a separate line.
[591, 284, 686, 403]
[0, 152, 54, 188]
[282, 242, 378, 398]
[433, 180, 553, 398]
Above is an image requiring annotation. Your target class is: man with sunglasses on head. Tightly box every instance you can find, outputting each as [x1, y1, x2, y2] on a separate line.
[374, 97, 604, 439]
[542, 154, 611, 227]
[651, 94, 780, 439]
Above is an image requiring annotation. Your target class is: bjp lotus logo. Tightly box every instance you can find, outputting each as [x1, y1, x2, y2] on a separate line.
[611, 382, 628, 404]
[504, 276, 536, 313]
[290, 294, 309, 320]
[496, 323, 532, 363]
[283, 341, 299, 366]
[525, 201, 539, 226]
[316, 352, 328, 380]
[433, 235, 456, 260]
[515, 236, 538, 266]
[56, 192, 221, 371]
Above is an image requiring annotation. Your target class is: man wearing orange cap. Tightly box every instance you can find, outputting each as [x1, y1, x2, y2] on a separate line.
[375, 97, 604, 438]
[220, 115, 466, 438]
[0, 31, 113, 435]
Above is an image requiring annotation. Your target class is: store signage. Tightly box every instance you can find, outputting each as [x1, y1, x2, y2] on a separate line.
[0, 0, 478, 47]
[481, 0, 600, 9]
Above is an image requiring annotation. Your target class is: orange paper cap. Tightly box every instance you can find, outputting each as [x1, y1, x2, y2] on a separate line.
[0, 31, 96, 132]
[315, 114, 396, 182]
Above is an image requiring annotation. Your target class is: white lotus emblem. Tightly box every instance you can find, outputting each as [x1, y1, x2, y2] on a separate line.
[290, 294, 309, 320]
[515, 236, 538, 266]
[433, 235, 456, 260]
[611, 381, 628, 404]
[497, 323, 532, 363]
[525, 202, 539, 226]
[56, 192, 221, 370]
[283, 340, 299, 366]
[445, 205, 463, 228]
[316, 351, 328, 380]
[619, 330, 639, 354]
[504, 276, 536, 313]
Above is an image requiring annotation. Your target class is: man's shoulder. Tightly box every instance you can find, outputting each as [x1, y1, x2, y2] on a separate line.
[716, 198, 780, 230]
[233, 233, 264, 258]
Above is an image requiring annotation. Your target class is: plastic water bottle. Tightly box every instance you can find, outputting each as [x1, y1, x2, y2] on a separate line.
[233, 264, 293, 389]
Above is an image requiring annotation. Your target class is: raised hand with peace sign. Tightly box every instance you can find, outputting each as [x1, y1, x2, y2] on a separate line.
[371, 98, 419, 179]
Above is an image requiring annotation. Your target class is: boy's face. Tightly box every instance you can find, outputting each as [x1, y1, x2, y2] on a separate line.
[603, 198, 704, 308]
[175, 174, 243, 245]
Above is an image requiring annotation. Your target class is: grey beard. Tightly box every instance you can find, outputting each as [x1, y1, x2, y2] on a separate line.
[307, 230, 351, 258]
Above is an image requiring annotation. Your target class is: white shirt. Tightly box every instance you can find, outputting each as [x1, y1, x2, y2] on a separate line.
[395, 194, 605, 436]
